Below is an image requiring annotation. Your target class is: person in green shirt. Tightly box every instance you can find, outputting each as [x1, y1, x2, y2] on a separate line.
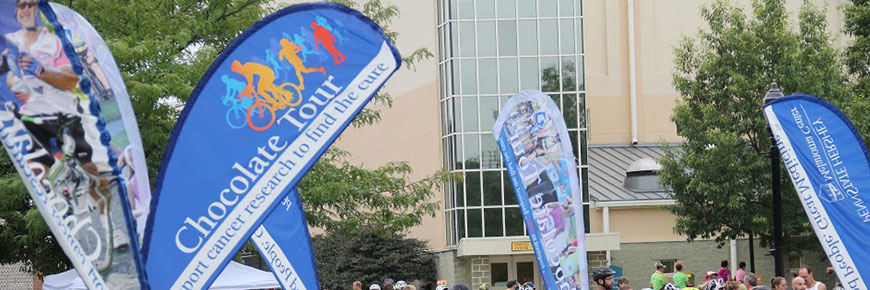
[673, 262, 690, 288]
[683, 272, 700, 290]
[651, 263, 669, 290]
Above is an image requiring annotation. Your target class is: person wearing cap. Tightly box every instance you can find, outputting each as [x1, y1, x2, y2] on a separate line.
[593, 267, 616, 290]
[651, 263, 669, 290]
[371, 284, 382, 290]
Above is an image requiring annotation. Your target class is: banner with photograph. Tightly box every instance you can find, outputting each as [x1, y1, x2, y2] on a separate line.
[493, 90, 588, 290]
[764, 94, 869, 290]
[0, 0, 147, 289]
[141, 3, 401, 290]
[251, 187, 319, 290]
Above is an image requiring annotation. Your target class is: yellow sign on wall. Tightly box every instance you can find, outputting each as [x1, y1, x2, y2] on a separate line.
[511, 241, 533, 252]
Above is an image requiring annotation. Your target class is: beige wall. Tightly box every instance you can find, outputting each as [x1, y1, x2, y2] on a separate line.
[275, 0, 446, 249]
[584, 0, 847, 145]
[271, 0, 850, 250]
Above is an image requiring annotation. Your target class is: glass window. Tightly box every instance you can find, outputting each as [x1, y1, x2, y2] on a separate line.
[481, 136, 500, 169]
[461, 60, 477, 95]
[498, 20, 518, 56]
[448, 135, 456, 170]
[561, 57, 576, 91]
[458, 0, 474, 19]
[576, 18, 584, 54]
[503, 171, 517, 205]
[450, 61, 459, 95]
[449, 0, 457, 20]
[560, 0, 575, 16]
[569, 130, 579, 161]
[497, 0, 516, 18]
[466, 171, 482, 206]
[518, 20, 537, 55]
[580, 130, 588, 165]
[478, 21, 497, 57]
[484, 208, 504, 237]
[550, 94, 561, 112]
[539, 0, 557, 17]
[517, 262, 535, 286]
[505, 207, 524, 236]
[464, 133, 480, 169]
[483, 171, 502, 206]
[459, 22, 476, 57]
[520, 58, 539, 90]
[455, 180, 465, 206]
[625, 172, 667, 192]
[560, 19, 575, 54]
[480, 96, 499, 131]
[563, 93, 577, 129]
[582, 167, 589, 202]
[518, 0, 536, 18]
[491, 263, 509, 288]
[457, 209, 466, 238]
[479, 59, 498, 94]
[541, 57, 559, 92]
[576, 56, 585, 91]
[499, 58, 519, 94]
[576, 0, 583, 20]
[539, 19, 558, 55]
[584, 204, 590, 233]
[451, 22, 460, 56]
[462, 96, 479, 132]
[477, 0, 495, 19]
[467, 208, 483, 237]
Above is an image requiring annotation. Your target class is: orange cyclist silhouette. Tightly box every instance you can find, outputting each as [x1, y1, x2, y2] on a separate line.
[230, 60, 297, 105]
[279, 38, 325, 90]
[311, 22, 346, 65]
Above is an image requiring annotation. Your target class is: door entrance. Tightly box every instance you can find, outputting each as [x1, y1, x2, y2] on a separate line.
[489, 255, 540, 289]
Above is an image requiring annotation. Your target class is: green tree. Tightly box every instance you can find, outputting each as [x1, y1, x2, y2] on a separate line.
[312, 228, 436, 290]
[659, 0, 848, 261]
[0, 0, 438, 275]
[843, 0, 870, 142]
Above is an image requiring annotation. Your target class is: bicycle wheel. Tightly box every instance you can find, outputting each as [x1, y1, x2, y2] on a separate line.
[280, 82, 303, 106]
[246, 102, 276, 131]
[225, 105, 248, 129]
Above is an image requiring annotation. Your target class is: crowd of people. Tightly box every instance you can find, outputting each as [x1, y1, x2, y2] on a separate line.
[591, 261, 844, 290]
[349, 260, 843, 290]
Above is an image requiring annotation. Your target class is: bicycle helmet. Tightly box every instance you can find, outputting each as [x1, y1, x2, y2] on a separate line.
[371, 285, 381, 290]
[663, 283, 680, 290]
[396, 281, 408, 290]
[521, 282, 536, 290]
[592, 267, 616, 283]
[705, 278, 725, 290]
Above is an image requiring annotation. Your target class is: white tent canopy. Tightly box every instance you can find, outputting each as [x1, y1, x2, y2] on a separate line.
[42, 261, 281, 290]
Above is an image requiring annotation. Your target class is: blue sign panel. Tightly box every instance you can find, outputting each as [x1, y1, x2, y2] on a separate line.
[142, 3, 400, 290]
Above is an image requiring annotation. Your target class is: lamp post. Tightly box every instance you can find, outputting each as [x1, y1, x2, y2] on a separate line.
[762, 81, 785, 277]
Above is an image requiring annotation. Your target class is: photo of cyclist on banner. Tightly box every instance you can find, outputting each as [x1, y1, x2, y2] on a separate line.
[0, 0, 141, 283]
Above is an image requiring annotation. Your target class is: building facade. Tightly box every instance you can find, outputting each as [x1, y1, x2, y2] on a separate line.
[323, 0, 849, 288]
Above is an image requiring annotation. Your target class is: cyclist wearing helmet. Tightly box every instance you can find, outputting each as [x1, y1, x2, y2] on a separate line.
[651, 263, 669, 290]
[521, 282, 535, 290]
[593, 267, 616, 290]
[396, 281, 408, 290]
[705, 278, 726, 290]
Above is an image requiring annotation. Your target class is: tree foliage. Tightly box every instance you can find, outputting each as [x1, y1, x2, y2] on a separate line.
[0, 0, 438, 275]
[660, 0, 850, 255]
[312, 228, 436, 290]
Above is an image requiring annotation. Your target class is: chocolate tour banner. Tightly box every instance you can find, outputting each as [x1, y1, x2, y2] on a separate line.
[142, 3, 401, 290]
[493, 90, 589, 290]
[0, 0, 148, 289]
[764, 95, 868, 290]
